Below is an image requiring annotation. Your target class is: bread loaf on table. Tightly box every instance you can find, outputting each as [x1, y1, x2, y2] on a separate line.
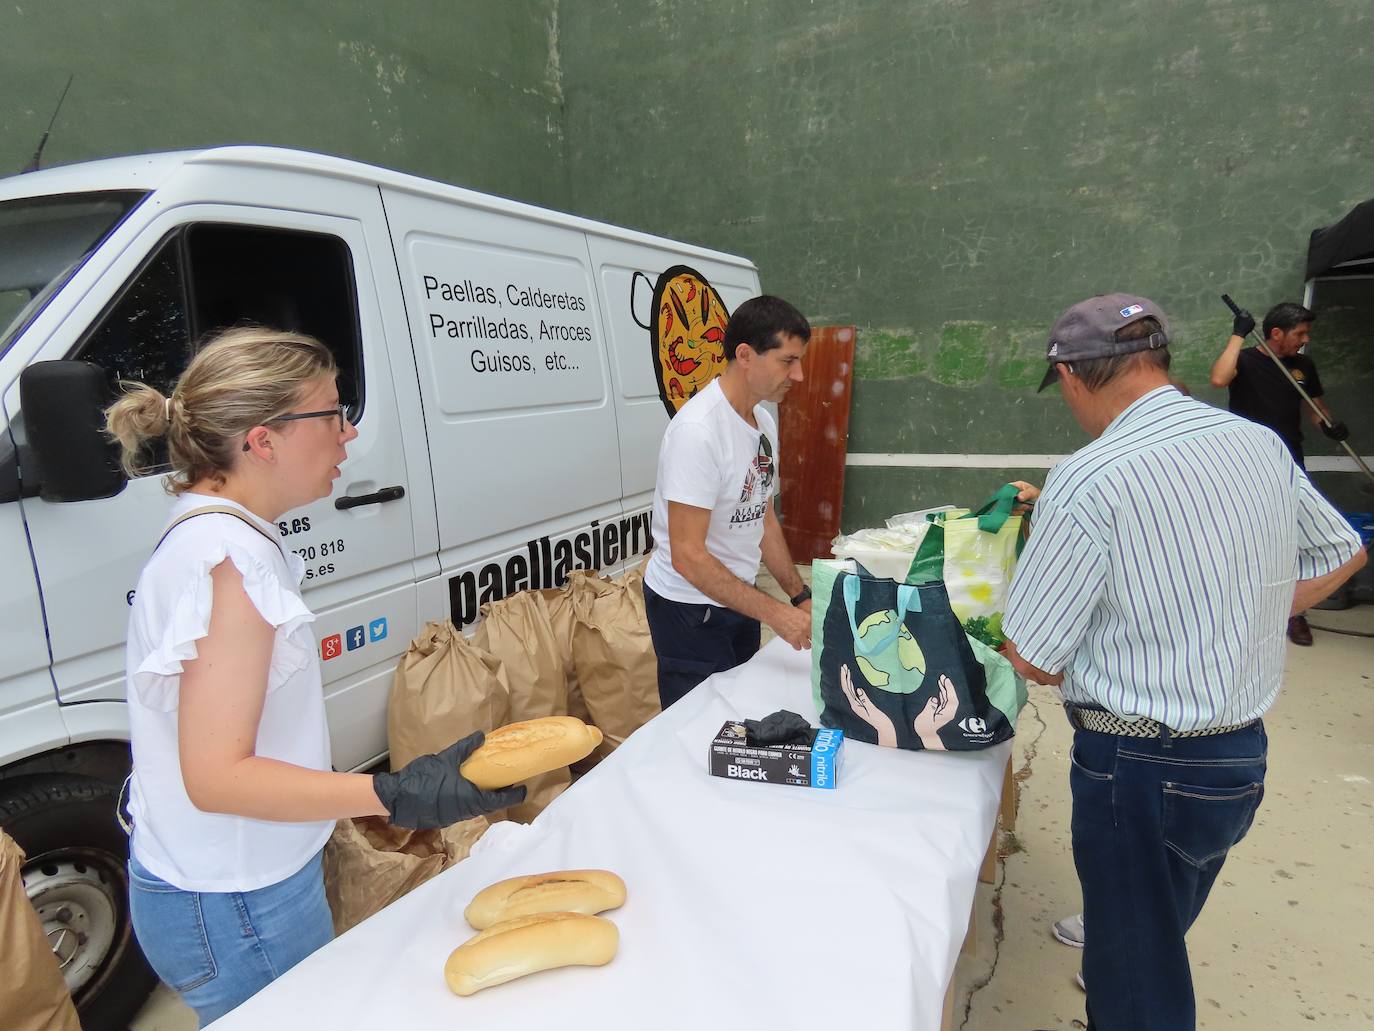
[444, 912, 619, 996]
[460, 716, 603, 789]
[464, 869, 626, 929]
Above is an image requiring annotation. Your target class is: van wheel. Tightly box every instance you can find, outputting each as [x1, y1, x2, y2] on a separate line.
[1, 775, 158, 1031]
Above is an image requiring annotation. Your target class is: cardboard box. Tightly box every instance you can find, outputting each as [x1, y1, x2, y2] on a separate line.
[708, 721, 844, 789]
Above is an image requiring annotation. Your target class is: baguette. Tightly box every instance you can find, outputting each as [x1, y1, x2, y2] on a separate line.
[464, 869, 626, 929]
[460, 716, 603, 789]
[444, 912, 618, 996]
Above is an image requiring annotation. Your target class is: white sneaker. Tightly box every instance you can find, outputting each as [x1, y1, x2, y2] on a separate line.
[1052, 912, 1085, 948]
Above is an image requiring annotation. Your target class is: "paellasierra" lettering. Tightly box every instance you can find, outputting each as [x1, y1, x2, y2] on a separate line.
[448, 512, 654, 626]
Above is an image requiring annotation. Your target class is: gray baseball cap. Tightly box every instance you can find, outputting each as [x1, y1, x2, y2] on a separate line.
[1038, 293, 1171, 392]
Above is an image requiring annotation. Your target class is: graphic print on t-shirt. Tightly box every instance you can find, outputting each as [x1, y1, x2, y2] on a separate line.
[731, 434, 774, 527]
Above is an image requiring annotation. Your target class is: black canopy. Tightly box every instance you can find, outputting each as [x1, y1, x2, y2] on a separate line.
[1307, 198, 1374, 280]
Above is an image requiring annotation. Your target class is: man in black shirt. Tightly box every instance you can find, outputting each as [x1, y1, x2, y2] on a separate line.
[1210, 301, 1349, 645]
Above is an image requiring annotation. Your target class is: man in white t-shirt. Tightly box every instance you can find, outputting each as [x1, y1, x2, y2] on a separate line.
[643, 295, 814, 708]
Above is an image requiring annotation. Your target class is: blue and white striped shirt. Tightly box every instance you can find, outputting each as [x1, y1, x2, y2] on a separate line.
[1003, 386, 1362, 730]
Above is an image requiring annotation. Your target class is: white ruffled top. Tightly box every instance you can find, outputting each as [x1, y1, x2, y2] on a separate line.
[125, 493, 333, 892]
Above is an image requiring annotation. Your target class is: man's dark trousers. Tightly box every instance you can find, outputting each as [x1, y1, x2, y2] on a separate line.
[1071, 721, 1267, 1030]
[643, 583, 761, 709]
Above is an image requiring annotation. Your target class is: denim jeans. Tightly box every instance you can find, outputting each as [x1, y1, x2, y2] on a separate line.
[644, 582, 761, 709]
[1070, 721, 1267, 1031]
[128, 850, 333, 1026]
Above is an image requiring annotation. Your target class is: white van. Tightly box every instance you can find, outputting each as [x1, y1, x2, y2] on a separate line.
[0, 146, 760, 1027]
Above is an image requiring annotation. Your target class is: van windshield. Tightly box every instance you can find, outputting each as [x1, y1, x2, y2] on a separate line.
[0, 191, 145, 358]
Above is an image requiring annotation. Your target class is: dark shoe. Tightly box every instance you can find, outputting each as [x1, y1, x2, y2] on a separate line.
[1287, 614, 1313, 646]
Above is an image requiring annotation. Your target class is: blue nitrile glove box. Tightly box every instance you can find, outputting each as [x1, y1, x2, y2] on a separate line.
[708, 722, 844, 789]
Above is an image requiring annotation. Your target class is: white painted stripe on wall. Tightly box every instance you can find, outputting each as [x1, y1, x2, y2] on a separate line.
[846, 452, 1374, 473]
[846, 453, 1063, 468]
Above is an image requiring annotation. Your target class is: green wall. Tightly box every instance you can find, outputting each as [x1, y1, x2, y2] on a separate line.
[0, 1, 568, 209]
[4, 1, 1371, 517]
[559, 0, 1374, 519]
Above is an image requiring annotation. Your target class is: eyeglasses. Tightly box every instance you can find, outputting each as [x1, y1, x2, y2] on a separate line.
[271, 404, 347, 431]
[242, 404, 348, 451]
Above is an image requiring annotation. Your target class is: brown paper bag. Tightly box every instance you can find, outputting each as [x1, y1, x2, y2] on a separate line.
[387, 620, 511, 771]
[540, 585, 612, 775]
[568, 567, 660, 751]
[542, 585, 586, 718]
[473, 590, 568, 723]
[322, 815, 488, 935]
[0, 830, 81, 1031]
[472, 591, 570, 821]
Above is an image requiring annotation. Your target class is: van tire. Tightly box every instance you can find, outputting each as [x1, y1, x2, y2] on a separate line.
[0, 774, 158, 1031]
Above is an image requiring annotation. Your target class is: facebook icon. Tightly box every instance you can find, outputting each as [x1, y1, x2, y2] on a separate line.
[368, 617, 388, 643]
[345, 626, 366, 651]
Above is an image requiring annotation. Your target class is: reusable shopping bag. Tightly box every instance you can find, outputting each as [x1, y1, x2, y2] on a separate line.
[905, 483, 1024, 648]
[810, 559, 1024, 750]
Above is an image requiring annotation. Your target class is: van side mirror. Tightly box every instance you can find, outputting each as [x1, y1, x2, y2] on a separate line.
[19, 360, 127, 502]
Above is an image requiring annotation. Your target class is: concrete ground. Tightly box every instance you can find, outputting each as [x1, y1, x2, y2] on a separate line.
[135, 572, 1373, 1029]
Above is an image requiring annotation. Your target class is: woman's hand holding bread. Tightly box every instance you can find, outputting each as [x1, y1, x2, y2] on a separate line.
[372, 731, 526, 829]
[373, 717, 601, 830]
[459, 717, 603, 789]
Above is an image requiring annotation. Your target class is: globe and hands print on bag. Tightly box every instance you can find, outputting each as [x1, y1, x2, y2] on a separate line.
[819, 583, 960, 751]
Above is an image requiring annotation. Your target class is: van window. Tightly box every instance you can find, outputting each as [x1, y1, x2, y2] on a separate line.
[185, 224, 363, 414]
[75, 224, 364, 441]
[0, 191, 145, 358]
[76, 235, 191, 396]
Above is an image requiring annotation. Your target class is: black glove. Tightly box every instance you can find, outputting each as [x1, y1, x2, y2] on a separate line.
[743, 710, 814, 746]
[372, 731, 526, 829]
[1321, 420, 1350, 442]
[1231, 310, 1255, 338]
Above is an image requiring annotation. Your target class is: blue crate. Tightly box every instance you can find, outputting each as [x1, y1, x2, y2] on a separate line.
[1343, 512, 1374, 546]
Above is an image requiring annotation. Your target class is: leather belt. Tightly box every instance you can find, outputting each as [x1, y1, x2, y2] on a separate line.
[1065, 704, 1257, 739]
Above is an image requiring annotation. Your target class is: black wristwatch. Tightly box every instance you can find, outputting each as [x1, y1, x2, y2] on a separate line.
[790, 586, 812, 607]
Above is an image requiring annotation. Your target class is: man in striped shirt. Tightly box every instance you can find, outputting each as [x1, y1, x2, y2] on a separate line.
[1001, 294, 1366, 1031]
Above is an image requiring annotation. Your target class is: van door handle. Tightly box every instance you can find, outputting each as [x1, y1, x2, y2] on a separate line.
[335, 486, 405, 511]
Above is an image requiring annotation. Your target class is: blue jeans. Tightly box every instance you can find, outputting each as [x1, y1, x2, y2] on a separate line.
[644, 582, 761, 708]
[128, 850, 333, 1026]
[1070, 721, 1267, 1030]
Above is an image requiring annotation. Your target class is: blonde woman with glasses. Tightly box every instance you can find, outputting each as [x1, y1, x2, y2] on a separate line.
[105, 327, 522, 1025]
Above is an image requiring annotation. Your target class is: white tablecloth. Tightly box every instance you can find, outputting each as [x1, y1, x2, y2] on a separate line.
[211, 639, 1010, 1030]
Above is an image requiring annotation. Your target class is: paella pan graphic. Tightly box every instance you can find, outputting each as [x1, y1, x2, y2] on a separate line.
[633, 264, 731, 418]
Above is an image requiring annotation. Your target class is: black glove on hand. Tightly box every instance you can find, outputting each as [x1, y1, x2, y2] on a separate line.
[1321, 420, 1350, 442]
[1231, 310, 1255, 338]
[372, 731, 526, 829]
